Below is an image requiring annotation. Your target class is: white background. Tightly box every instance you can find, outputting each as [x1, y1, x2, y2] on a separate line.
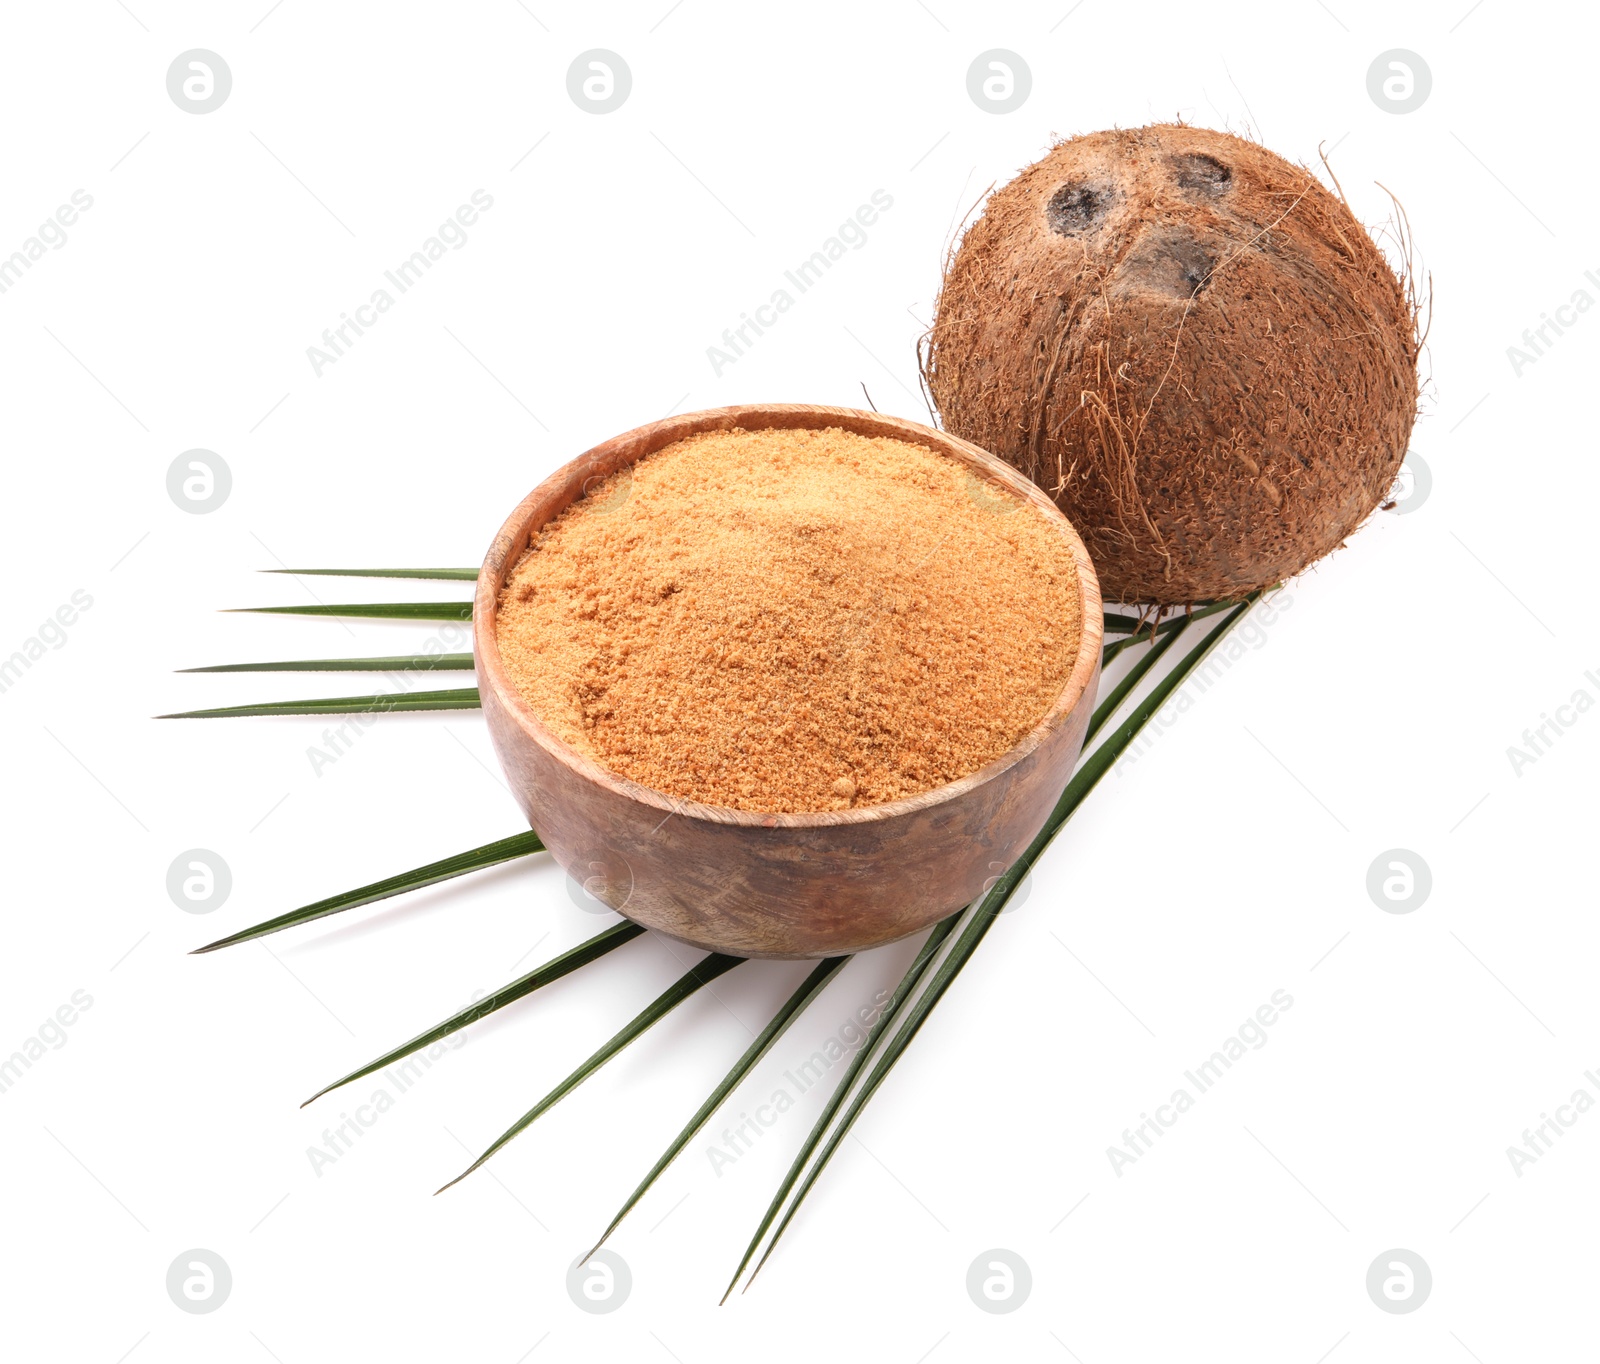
[1, 2, 1595, 1360]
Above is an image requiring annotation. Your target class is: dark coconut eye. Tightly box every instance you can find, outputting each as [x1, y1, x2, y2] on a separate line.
[1047, 182, 1111, 235]
[1172, 153, 1231, 193]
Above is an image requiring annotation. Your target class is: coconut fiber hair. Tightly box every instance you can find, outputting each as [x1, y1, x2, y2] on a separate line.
[924, 124, 1420, 605]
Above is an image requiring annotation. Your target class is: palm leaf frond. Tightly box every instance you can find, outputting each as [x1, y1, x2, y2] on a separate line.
[734, 593, 1263, 1292]
[1101, 604, 1216, 637]
[1100, 598, 1234, 663]
[265, 568, 477, 580]
[304, 921, 646, 1106]
[438, 953, 747, 1193]
[159, 687, 481, 719]
[179, 654, 475, 674]
[227, 602, 473, 621]
[1084, 617, 1190, 746]
[721, 913, 960, 1302]
[587, 955, 850, 1259]
[191, 830, 546, 954]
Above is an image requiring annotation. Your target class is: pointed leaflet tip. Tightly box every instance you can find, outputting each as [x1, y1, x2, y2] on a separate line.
[185, 829, 545, 954]
[152, 688, 482, 719]
[223, 601, 474, 620]
[444, 955, 746, 1191]
[719, 916, 958, 1302]
[585, 956, 849, 1259]
[262, 567, 478, 580]
[175, 653, 476, 675]
[302, 921, 644, 1107]
[433, 1171, 471, 1196]
[730, 596, 1266, 1296]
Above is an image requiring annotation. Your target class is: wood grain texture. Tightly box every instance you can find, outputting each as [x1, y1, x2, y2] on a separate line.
[474, 404, 1103, 958]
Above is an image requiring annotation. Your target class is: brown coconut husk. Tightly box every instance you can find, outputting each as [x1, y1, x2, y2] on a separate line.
[923, 124, 1422, 605]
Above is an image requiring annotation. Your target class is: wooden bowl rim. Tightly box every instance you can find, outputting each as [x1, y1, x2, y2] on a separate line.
[474, 403, 1104, 830]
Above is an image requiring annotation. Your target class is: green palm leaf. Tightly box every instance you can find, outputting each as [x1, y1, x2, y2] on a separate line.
[303, 921, 646, 1106]
[158, 687, 481, 719]
[437, 953, 747, 1194]
[720, 913, 960, 1302]
[1100, 611, 1147, 636]
[179, 654, 475, 674]
[733, 593, 1263, 1293]
[1100, 599, 1233, 663]
[265, 568, 477, 580]
[1101, 604, 1216, 637]
[1084, 617, 1190, 746]
[190, 830, 546, 954]
[586, 955, 850, 1260]
[741, 906, 993, 1291]
[227, 602, 473, 620]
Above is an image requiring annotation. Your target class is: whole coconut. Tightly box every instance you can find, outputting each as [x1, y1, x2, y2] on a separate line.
[925, 124, 1420, 605]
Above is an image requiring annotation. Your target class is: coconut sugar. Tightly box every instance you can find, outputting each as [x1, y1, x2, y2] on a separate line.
[495, 426, 1082, 813]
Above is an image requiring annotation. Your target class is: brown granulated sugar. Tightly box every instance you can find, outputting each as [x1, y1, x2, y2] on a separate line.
[495, 426, 1082, 814]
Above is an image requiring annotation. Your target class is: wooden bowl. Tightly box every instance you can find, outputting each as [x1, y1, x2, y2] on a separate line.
[474, 404, 1102, 958]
